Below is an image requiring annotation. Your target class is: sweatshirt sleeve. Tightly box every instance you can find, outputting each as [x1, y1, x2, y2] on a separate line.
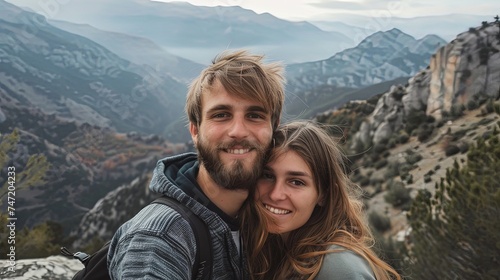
[315, 247, 375, 280]
[107, 204, 197, 280]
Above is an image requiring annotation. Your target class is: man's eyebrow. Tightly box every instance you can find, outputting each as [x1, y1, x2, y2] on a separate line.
[206, 104, 231, 114]
[247, 105, 268, 113]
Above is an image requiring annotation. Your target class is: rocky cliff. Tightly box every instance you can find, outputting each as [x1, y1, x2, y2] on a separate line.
[352, 22, 500, 147]
[70, 174, 158, 249]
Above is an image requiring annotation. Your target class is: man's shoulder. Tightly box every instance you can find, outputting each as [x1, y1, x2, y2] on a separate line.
[124, 202, 196, 234]
[107, 202, 204, 279]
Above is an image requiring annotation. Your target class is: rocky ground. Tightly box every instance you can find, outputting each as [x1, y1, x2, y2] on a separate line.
[0, 256, 84, 280]
[365, 107, 499, 240]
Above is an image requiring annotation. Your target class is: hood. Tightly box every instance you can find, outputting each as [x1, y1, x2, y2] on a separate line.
[149, 152, 239, 230]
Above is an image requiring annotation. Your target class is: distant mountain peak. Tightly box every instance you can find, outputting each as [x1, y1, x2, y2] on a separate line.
[285, 28, 447, 100]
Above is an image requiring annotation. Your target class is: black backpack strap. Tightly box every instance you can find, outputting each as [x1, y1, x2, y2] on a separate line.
[61, 196, 212, 280]
[152, 196, 212, 280]
[61, 241, 112, 280]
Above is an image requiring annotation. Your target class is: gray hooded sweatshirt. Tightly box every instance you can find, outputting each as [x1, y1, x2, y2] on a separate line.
[107, 153, 247, 279]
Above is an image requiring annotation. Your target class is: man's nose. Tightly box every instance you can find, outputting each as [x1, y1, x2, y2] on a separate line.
[227, 117, 250, 139]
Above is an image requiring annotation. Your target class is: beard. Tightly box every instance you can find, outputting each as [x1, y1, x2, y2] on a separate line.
[196, 136, 268, 190]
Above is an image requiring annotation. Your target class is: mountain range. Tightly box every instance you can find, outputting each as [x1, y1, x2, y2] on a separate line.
[68, 20, 500, 256]
[283, 28, 446, 119]
[0, 0, 193, 142]
[2, 0, 357, 64]
[0, 0, 449, 143]
[312, 13, 494, 45]
[1, 0, 499, 272]
[49, 19, 205, 83]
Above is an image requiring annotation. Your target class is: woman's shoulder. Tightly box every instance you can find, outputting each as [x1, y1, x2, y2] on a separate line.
[315, 245, 375, 280]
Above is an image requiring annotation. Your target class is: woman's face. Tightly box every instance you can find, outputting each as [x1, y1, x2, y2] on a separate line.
[256, 150, 321, 234]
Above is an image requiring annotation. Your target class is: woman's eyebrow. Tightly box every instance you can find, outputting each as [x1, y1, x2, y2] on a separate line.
[286, 171, 312, 178]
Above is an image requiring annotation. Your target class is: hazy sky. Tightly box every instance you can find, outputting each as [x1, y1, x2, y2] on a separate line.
[155, 0, 499, 21]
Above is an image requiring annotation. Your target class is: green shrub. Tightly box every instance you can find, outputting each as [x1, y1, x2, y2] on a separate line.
[359, 176, 370, 187]
[373, 143, 388, 154]
[369, 211, 391, 233]
[417, 123, 434, 142]
[423, 174, 432, 183]
[374, 158, 388, 169]
[458, 141, 470, 153]
[384, 180, 412, 209]
[467, 99, 479, 110]
[384, 162, 400, 179]
[445, 144, 460, 156]
[406, 152, 423, 165]
[404, 120, 500, 279]
[398, 133, 410, 144]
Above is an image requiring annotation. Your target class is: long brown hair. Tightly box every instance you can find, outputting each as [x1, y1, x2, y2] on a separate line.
[241, 120, 400, 280]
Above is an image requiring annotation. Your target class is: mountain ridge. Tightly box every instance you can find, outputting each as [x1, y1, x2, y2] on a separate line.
[3, 0, 352, 64]
[0, 0, 190, 142]
[49, 19, 205, 83]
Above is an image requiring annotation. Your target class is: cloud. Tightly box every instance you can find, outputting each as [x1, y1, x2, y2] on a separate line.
[308, 0, 394, 11]
[307, 0, 500, 17]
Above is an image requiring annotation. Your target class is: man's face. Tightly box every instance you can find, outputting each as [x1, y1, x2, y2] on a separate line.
[190, 80, 273, 190]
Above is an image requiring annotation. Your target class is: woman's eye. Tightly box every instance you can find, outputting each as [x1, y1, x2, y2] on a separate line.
[262, 172, 274, 180]
[290, 180, 305, 186]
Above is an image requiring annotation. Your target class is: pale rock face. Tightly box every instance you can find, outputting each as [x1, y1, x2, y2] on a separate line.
[427, 24, 500, 120]
[0, 256, 84, 280]
[352, 23, 500, 147]
[373, 87, 406, 144]
[402, 69, 431, 115]
[70, 175, 155, 249]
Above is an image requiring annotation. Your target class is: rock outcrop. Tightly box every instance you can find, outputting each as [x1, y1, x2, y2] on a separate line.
[0, 256, 83, 280]
[426, 24, 500, 120]
[70, 174, 157, 249]
[352, 22, 500, 147]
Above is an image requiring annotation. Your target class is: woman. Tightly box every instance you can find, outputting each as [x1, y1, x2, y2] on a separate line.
[241, 121, 401, 280]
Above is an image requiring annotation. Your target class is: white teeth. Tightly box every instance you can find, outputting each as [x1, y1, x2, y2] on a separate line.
[265, 204, 291, 215]
[227, 149, 249, 154]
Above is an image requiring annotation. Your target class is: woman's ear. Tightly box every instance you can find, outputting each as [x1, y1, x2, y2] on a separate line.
[317, 195, 325, 207]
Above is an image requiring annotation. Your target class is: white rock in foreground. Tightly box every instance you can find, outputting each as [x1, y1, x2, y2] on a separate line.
[1, 255, 84, 280]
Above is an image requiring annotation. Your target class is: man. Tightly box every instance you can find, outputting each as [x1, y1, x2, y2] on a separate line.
[107, 50, 285, 279]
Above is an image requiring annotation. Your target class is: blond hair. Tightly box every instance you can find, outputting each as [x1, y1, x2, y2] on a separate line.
[185, 50, 285, 129]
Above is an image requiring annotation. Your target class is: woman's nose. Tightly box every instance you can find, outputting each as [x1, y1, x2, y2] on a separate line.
[268, 181, 287, 201]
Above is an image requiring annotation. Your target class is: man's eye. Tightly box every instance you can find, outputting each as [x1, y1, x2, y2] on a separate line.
[214, 113, 229, 118]
[248, 113, 264, 119]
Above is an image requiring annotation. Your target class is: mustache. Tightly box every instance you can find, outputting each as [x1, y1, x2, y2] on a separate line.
[218, 139, 257, 150]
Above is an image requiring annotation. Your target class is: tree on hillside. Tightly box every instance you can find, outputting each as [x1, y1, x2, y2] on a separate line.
[0, 129, 50, 203]
[404, 121, 500, 279]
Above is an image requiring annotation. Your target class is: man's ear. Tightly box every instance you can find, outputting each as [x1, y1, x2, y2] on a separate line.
[189, 122, 199, 145]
